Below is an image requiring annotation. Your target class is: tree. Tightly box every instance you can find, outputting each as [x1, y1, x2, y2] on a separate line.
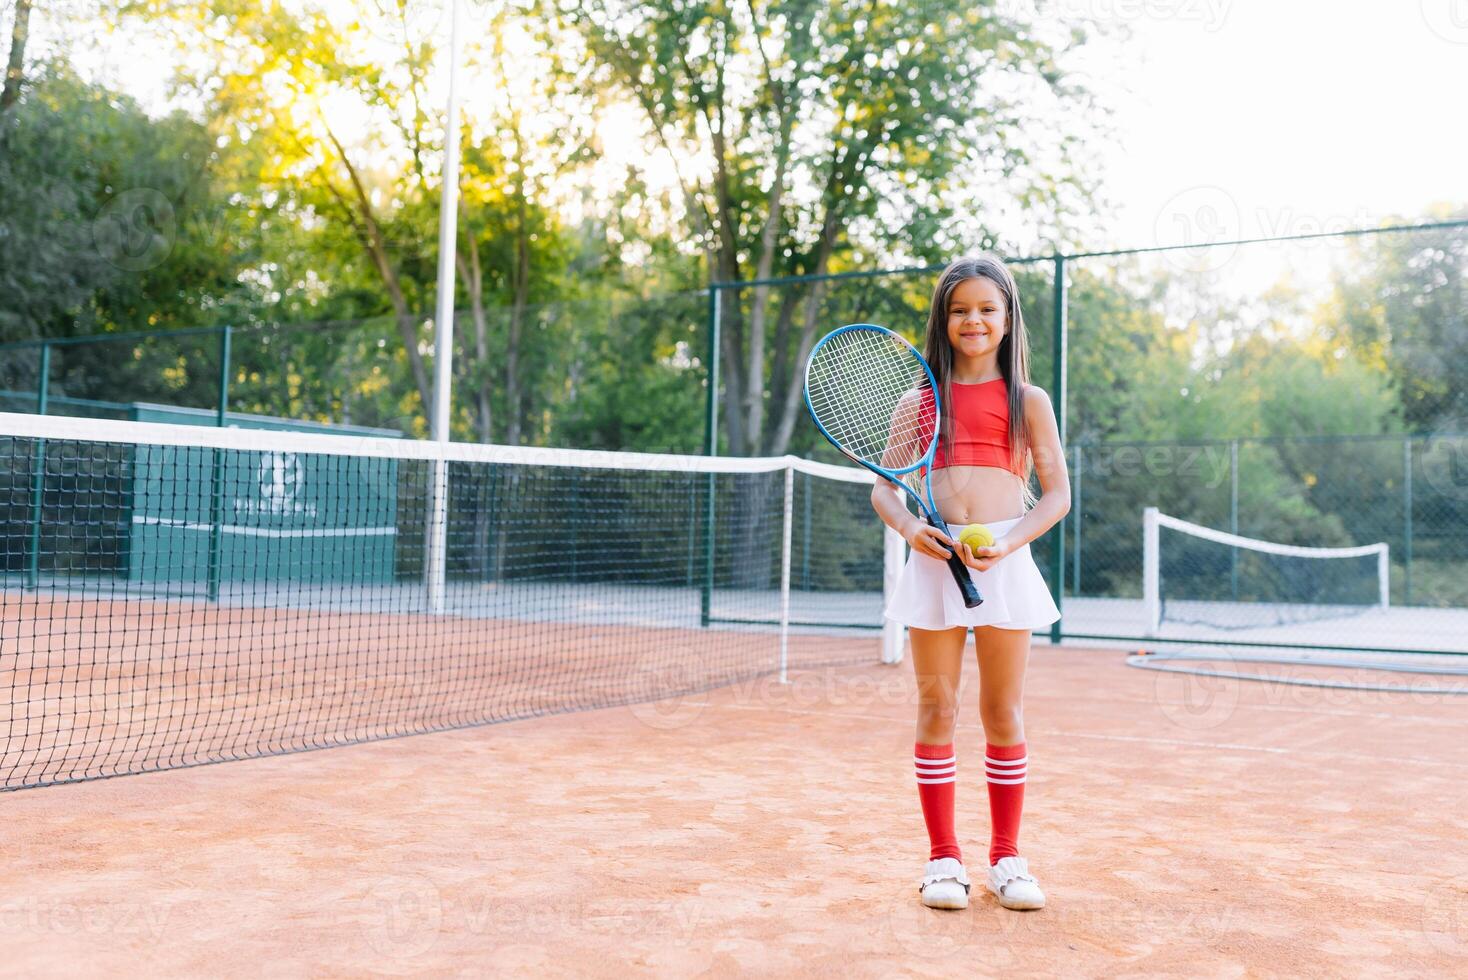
[562, 0, 1101, 455]
[1, 0, 32, 114]
[451, 7, 597, 444]
[120, 0, 454, 415]
[0, 66, 247, 351]
[1320, 213, 1468, 431]
[121, 0, 609, 439]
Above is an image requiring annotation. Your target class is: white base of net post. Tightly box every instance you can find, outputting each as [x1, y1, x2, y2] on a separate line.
[882, 526, 905, 664]
[778, 465, 794, 684]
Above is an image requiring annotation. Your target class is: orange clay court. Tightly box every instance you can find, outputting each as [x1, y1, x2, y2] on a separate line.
[2, 629, 1465, 977]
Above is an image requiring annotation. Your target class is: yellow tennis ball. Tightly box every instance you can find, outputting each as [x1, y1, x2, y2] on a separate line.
[959, 523, 995, 550]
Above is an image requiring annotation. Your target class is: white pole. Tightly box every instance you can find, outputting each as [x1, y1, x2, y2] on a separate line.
[778, 465, 794, 684]
[426, 0, 464, 615]
[882, 526, 905, 664]
[1142, 506, 1160, 638]
[1378, 544, 1390, 611]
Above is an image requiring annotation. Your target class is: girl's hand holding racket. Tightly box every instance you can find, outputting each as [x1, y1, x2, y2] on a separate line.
[957, 536, 1014, 573]
[906, 523, 957, 561]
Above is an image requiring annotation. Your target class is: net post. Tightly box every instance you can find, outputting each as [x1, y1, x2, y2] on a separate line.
[426, 457, 449, 614]
[34, 342, 49, 415]
[779, 463, 794, 684]
[1378, 544, 1391, 611]
[882, 526, 905, 665]
[207, 325, 231, 602]
[425, 0, 463, 617]
[685, 479, 697, 587]
[700, 283, 722, 627]
[25, 342, 50, 591]
[1143, 506, 1160, 637]
[701, 474, 715, 627]
[1048, 253, 1068, 645]
[216, 325, 232, 425]
[569, 469, 580, 583]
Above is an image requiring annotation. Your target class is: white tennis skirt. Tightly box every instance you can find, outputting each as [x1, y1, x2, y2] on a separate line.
[883, 515, 1060, 631]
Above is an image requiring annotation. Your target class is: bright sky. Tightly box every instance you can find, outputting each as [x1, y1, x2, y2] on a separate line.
[1096, 0, 1467, 252]
[46, 0, 1468, 259]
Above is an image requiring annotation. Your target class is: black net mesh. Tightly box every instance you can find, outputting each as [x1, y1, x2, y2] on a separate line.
[0, 422, 885, 790]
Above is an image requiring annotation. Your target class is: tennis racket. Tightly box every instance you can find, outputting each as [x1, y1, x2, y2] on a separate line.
[802, 323, 983, 608]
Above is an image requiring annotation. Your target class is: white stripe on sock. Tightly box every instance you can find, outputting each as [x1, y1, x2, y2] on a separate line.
[914, 755, 956, 767]
[916, 775, 956, 784]
[986, 775, 1026, 785]
[916, 765, 956, 777]
[984, 755, 1027, 768]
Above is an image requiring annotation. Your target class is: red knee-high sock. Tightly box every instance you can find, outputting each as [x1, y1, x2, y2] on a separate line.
[985, 741, 1027, 865]
[915, 742, 960, 861]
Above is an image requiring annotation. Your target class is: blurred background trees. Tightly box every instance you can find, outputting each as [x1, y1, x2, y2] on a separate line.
[0, 0, 1463, 471]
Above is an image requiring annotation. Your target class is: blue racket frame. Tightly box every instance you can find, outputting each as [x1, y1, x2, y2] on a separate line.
[803, 324, 983, 608]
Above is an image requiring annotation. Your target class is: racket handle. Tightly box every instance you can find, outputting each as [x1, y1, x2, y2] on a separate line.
[929, 515, 984, 608]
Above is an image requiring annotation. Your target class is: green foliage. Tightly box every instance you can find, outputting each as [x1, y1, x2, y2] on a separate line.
[1321, 212, 1468, 431]
[542, 292, 708, 451]
[0, 65, 244, 344]
[564, 0, 1103, 453]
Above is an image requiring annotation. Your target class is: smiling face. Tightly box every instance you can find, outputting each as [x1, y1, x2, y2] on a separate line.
[945, 276, 1009, 364]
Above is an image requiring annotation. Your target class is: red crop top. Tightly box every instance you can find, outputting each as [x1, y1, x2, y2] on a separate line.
[925, 378, 1022, 474]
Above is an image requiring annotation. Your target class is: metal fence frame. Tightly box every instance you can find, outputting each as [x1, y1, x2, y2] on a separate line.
[703, 219, 1468, 655]
[6, 219, 1466, 655]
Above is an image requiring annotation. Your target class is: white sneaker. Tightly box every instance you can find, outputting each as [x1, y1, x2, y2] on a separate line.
[919, 857, 971, 910]
[987, 856, 1045, 910]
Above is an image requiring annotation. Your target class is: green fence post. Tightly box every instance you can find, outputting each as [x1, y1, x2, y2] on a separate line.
[486, 463, 500, 584]
[207, 326, 231, 602]
[701, 284, 721, 627]
[570, 469, 581, 583]
[1230, 438, 1239, 600]
[686, 477, 698, 588]
[1071, 442, 1082, 596]
[25, 343, 51, 591]
[1403, 435, 1413, 606]
[1049, 254, 1067, 645]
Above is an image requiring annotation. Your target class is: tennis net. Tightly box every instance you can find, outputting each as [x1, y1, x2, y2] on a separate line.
[1144, 507, 1389, 634]
[0, 412, 898, 790]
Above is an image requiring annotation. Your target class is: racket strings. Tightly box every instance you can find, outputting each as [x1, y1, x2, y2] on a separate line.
[805, 330, 939, 477]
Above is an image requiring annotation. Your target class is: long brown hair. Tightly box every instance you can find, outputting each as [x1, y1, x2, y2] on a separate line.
[921, 254, 1033, 484]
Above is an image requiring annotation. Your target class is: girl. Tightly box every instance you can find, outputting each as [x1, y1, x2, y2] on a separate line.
[872, 255, 1069, 911]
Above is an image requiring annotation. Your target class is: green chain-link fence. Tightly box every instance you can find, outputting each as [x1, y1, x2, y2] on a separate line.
[4, 220, 1466, 653]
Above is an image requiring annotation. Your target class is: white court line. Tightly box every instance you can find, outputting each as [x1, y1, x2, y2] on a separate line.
[132, 515, 397, 538]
